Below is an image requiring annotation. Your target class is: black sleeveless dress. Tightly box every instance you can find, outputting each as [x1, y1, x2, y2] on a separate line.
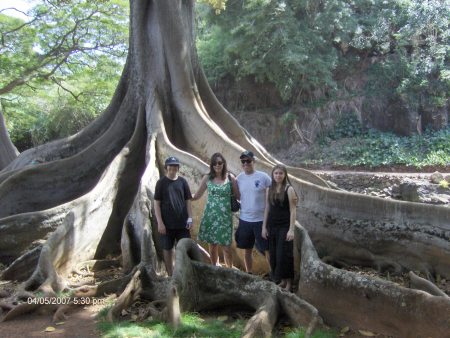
[267, 187, 294, 281]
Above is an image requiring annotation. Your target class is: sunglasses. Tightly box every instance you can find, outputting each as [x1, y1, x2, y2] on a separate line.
[241, 159, 253, 164]
[213, 161, 224, 166]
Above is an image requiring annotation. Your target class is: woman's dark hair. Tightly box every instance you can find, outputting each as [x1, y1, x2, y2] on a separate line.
[208, 153, 227, 180]
[268, 164, 293, 205]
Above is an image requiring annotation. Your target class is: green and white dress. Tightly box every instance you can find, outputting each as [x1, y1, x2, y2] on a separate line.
[198, 179, 233, 245]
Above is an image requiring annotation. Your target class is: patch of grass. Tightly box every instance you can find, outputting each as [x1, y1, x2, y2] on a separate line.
[97, 312, 338, 337]
[97, 312, 245, 338]
[284, 327, 337, 338]
[97, 304, 114, 319]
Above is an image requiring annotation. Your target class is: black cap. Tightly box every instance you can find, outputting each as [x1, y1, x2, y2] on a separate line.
[165, 156, 180, 166]
[240, 150, 255, 160]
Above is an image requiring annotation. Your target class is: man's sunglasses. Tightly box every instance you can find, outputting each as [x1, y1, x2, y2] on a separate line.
[241, 159, 253, 164]
[213, 161, 224, 166]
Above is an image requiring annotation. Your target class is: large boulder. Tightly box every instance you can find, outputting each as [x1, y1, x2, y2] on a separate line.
[431, 172, 445, 184]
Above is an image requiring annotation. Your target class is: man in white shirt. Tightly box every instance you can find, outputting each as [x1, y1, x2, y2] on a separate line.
[235, 150, 271, 274]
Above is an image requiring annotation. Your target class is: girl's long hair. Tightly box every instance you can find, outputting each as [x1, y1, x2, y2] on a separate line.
[208, 152, 227, 180]
[268, 164, 292, 205]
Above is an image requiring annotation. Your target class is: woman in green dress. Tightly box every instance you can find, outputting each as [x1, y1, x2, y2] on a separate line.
[193, 153, 240, 267]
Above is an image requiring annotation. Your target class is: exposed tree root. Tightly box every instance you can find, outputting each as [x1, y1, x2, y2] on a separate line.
[170, 239, 322, 337]
[1, 303, 42, 322]
[52, 304, 73, 322]
[242, 297, 278, 338]
[296, 224, 450, 337]
[22, 245, 66, 295]
[0, 301, 13, 311]
[106, 269, 142, 322]
[98, 238, 321, 336]
[0, 289, 10, 298]
[72, 273, 132, 299]
[408, 271, 449, 298]
[74, 259, 121, 275]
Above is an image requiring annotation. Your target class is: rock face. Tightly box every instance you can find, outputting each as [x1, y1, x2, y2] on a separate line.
[317, 172, 450, 206]
[394, 181, 422, 202]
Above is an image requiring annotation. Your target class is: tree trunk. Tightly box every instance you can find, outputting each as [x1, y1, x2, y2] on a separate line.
[0, 0, 449, 336]
[0, 110, 19, 170]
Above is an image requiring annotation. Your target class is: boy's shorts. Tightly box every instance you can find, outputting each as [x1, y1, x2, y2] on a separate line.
[160, 228, 191, 250]
[235, 219, 269, 254]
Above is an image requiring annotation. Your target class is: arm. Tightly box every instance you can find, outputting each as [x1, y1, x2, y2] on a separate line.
[192, 175, 208, 201]
[154, 200, 166, 235]
[230, 174, 240, 200]
[262, 188, 270, 239]
[286, 186, 298, 241]
[186, 199, 193, 229]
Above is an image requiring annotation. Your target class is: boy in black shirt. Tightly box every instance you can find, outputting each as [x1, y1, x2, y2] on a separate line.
[154, 156, 193, 276]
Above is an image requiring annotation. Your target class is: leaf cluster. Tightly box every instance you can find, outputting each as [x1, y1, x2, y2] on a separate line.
[1, 0, 129, 150]
[196, 0, 449, 114]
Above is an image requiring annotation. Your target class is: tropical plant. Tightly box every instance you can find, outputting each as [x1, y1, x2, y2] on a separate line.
[0, 0, 128, 149]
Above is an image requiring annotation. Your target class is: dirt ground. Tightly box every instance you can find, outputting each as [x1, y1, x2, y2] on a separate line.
[0, 305, 100, 338]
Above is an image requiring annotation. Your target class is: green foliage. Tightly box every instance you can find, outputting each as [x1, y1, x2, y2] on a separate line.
[97, 311, 337, 338]
[97, 312, 245, 338]
[196, 0, 450, 121]
[284, 327, 337, 338]
[302, 125, 450, 168]
[439, 180, 449, 189]
[0, 0, 128, 150]
[327, 113, 364, 140]
[196, 0, 340, 102]
[281, 111, 297, 125]
[198, 0, 227, 14]
[365, 1, 450, 112]
[0, 0, 128, 95]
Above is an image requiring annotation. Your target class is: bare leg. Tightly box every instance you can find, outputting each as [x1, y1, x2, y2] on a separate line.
[163, 249, 174, 276]
[244, 248, 253, 273]
[222, 245, 232, 268]
[209, 243, 219, 266]
[278, 280, 287, 288]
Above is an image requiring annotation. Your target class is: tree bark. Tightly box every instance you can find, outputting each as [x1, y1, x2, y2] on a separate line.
[296, 224, 450, 337]
[0, 109, 19, 170]
[0, 1, 449, 336]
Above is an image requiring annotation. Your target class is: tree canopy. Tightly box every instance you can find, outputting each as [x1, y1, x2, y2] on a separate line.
[197, 0, 449, 138]
[197, 0, 449, 105]
[1, 0, 449, 147]
[0, 0, 128, 149]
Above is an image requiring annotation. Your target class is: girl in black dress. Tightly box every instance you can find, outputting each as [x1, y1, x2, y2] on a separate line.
[262, 164, 298, 291]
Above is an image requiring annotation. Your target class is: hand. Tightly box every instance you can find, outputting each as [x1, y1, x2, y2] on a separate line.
[186, 217, 193, 230]
[158, 223, 166, 235]
[286, 229, 294, 241]
[261, 227, 268, 240]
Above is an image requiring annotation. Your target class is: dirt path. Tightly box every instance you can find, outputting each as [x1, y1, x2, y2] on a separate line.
[0, 306, 100, 338]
